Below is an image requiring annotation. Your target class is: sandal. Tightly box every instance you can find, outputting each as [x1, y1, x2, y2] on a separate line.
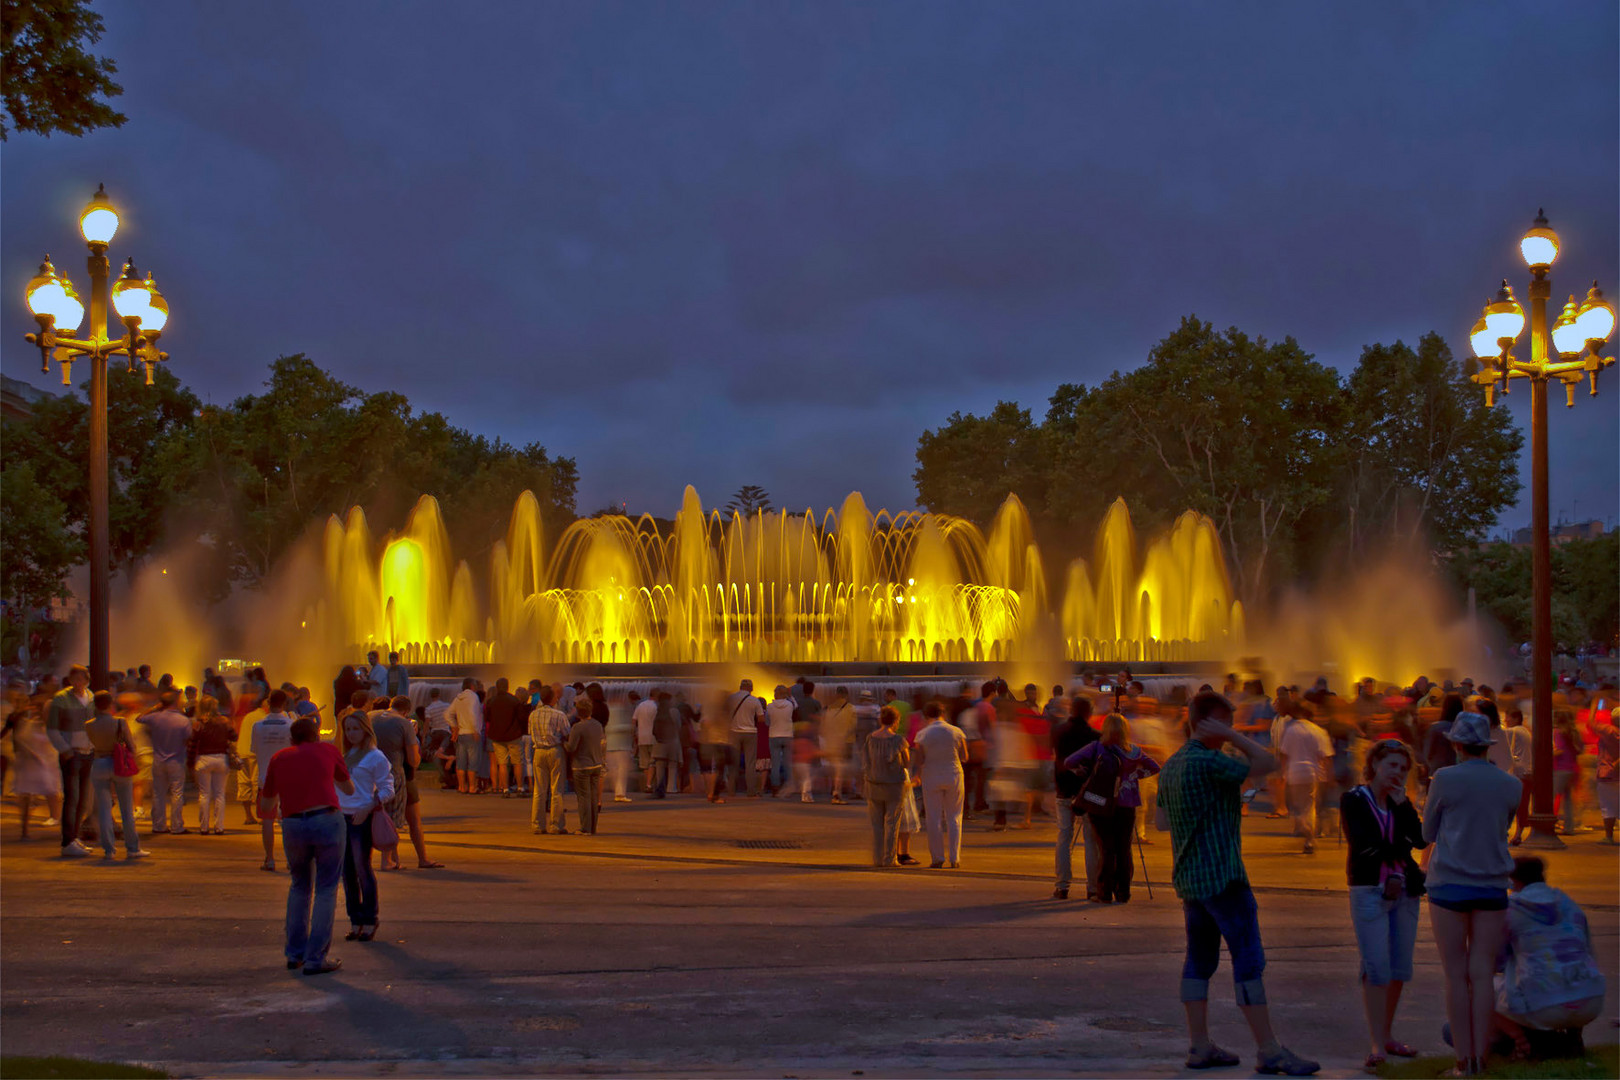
[1363, 1053, 1386, 1073]
[357, 923, 379, 942]
[260, 860, 277, 872]
[1384, 1040, 1418, 1058]
[417, 860, 445, 869]
[344, 927, 361, 941]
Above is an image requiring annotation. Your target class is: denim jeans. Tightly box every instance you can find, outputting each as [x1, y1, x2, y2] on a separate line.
[60, 752, 93, 847]
[768, 737, 792, 791]
[1054, 798, 1099, 893]
[343, 813, 379, 926]
[151, 757, 186, 831]
[90, 757, 139, 855]
[282, 809, 345, 968]
[1349, 886, 1419, 986]
[1180, 881, 1267, 1005]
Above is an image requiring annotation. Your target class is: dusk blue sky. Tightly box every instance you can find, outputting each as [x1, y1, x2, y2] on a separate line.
[4, 0, 1616, 532]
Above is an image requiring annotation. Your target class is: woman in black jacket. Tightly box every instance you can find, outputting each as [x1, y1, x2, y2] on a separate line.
[1341, 739, 1428, 1072]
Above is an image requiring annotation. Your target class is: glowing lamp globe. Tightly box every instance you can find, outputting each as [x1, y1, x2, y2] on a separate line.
[1577, 283, 1615, 343]
[111, 260, 151, 320]
[1482, 281, 1525, 343]
[1550, 297, 1586, 357]
[24, 257, 85, 332]
[141, 274, 169, 333]
[79, 184, 119, 246]
[1469, 316, 1498, 360]
[1519, 210, 1559, 270]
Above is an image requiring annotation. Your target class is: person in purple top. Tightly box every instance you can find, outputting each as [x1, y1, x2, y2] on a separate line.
[138, 691, 196, 834]
[1065, 712, 1160, 904]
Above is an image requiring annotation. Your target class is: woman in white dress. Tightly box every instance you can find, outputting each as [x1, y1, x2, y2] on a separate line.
[9, 696, 63, 839]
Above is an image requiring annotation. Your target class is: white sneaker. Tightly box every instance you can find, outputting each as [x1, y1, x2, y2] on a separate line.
[41, 817, 59, 827]
[60, 839, 91, 858]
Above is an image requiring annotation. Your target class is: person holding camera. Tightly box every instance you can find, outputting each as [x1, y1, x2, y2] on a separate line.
[1340, 739, 1428, 1072]
[1157, 691, 1318, 1076]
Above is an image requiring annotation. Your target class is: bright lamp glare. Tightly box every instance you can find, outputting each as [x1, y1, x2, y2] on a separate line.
[28, 280, 85, 331]
[1577, 285, 1615, 343]
[112, 278, 151, 320]
[1469, 319, 1498, 360]
[1519, 234, 1558, 269]
[1551, 303, 1587, 358]
[80, 206, 119, 245]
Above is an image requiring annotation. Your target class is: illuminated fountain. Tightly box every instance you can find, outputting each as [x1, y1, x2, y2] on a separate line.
[297, 487, 1241, 667]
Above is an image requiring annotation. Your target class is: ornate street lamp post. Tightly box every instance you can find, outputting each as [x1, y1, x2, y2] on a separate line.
[1469, 210, 1614, 848]
[22, 184, 174, 694]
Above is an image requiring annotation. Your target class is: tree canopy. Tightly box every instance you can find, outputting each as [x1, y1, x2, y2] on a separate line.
[1, 0, 126, 140]
[726, 485, 773, 516]
[2, 354, 579, 604]
[913, 316, 1525, 607]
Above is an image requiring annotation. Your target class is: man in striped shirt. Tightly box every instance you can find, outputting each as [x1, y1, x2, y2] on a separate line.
[529, 685, 572, 834]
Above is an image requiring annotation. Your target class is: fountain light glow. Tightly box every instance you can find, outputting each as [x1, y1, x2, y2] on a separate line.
[304, 487, 1241, 666]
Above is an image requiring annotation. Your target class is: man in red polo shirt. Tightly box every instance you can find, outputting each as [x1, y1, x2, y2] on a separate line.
[260, 716, 354, 976]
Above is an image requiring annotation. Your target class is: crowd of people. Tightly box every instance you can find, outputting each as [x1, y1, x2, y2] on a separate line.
[2, 656, 1613, 1074]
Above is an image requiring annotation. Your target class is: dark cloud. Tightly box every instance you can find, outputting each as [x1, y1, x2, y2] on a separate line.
[3, 0, 1614, 527]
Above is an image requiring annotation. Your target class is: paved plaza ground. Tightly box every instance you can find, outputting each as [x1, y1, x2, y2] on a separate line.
[2, 785, 1615, 1077]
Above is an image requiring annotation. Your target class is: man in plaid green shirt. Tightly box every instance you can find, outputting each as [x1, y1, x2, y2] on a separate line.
[1158, 692, 1319, 1076]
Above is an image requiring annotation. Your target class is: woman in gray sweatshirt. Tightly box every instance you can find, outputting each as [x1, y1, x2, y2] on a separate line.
[1422, 712, 1520, 1076]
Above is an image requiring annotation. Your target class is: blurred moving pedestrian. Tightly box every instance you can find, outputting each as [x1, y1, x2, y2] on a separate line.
[260, 715, 353, 976]
[250, 691, 295, 871]
[8, 692, 62, 840]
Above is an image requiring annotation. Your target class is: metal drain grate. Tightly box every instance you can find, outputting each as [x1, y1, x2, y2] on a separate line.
[732, 839, 807, 850]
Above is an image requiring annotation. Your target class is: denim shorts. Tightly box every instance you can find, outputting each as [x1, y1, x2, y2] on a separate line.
[1181, 881, 1266, 1005]
[1428, 883, 1507, 912]
[1349, 885, 1420, 985]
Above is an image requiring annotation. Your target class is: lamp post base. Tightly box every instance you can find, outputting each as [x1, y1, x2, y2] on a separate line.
[1519, 815, 1566, 850]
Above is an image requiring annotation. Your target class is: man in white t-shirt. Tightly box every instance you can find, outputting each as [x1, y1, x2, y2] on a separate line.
[914, 701, 968, 867]
[1276, 706, 1331, 854]
[631, 691, 658, 793]
[725, 680, 764, 797]
[765, 686, 796, 796]
[444, 678, 485, 794]
[249, 689, 295, 870]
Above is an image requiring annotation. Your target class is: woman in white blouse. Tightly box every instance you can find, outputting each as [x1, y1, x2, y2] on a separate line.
[340, 711, 395, 942]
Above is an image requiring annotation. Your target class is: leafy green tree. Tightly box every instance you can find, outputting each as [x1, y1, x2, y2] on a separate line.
[1445, 536, 1614, 651]
[1045, 317, 1345, 605]
[4, 364, 201, 577]
[1341, 333, 1522, 558]
[1, 0, 126, 139]
[0, 456, 83, 609]
[161, 355, 579, 584]
[725, 484, 773, 517]
[913, 401, 1048, 525]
